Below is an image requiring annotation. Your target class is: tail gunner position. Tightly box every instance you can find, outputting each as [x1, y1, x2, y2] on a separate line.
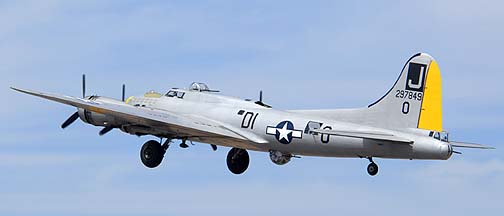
[11, 53, 493, 176]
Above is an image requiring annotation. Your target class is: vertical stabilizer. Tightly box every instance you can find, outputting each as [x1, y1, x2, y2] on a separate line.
[368, 53, 443, 131]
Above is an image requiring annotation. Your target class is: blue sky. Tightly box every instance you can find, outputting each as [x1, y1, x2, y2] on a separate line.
[1, 0, 503, 215]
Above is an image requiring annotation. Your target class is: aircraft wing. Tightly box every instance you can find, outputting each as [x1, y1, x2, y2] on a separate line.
[11, 87, 268, 144]
[310, 128, 413, 144]
[450, 141, 495, 149]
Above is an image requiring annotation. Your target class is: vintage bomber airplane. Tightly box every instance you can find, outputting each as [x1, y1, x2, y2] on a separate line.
[11, 53, 493, 176]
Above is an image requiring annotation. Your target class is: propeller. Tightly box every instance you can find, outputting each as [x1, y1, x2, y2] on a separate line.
[99, 126, 114, 136]
[180, 139, 189, 148]
[61, 75, 128, 134]
[82, 74, 86, 98]
[122, 84, 126, 102]
[61, 74, 87, 129]
[61, 112, 80, 129]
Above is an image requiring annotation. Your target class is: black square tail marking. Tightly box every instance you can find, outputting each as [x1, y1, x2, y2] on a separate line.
[405, 63, 427, 92]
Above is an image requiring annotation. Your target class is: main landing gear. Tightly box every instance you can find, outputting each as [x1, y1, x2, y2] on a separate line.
[140, 140, 170, 168]
[366, 157, 379, 176]
[226, 148, 250, 175]
[139, 138, 217, 169]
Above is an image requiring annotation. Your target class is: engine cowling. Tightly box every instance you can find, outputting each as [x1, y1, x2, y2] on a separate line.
[78, 108, 122, 127]
[77, 96, 125, 127]
[269, 150, 292, 166]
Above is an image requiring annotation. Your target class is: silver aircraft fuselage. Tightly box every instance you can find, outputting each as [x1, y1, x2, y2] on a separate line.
[97, 89, 451, 161]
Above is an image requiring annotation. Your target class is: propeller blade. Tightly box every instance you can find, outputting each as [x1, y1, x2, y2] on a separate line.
[61, 112, 80, 129]
[82, 74, 86, 98]
[452, 151, 462, 155]
[179, 139, 189, 148]
[122, 84, 126, 102]
[211, 144, 217, 151]
[99, 126, 114, 136]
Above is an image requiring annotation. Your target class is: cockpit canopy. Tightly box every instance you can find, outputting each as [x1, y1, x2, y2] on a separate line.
[164, 82, 219, 99]
[189, 82, 209, 92]
[189, 82, 219, 92]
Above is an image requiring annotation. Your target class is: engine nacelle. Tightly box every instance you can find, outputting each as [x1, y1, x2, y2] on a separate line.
[269, 150, 292, 166]
[78, 108, 122, 127]
[77, 96, 127, 127]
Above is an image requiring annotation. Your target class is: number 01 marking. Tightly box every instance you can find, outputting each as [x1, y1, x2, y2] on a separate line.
[402, 101, 410, 115]
[241, 112, 259, 129]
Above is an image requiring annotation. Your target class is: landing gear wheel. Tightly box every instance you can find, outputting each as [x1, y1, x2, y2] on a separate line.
[226, 148, 250, 175]
[140, 140, 165, 168]
[367, 163, 379, 176]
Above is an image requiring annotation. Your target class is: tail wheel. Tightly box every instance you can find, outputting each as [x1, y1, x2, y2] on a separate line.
[140, 140, 165, 168]
[226, 148, 250, 175]
[367, 162, 379, 176]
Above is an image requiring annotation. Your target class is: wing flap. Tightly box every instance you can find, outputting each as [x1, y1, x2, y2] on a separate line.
[11, 87, 268, 144]
[310, 128, 413, 144]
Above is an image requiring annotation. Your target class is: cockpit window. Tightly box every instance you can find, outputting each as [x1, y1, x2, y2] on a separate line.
[441, 132, 449, 142]
[176, 91, 185, 98]
[165, 90, 185, 99]
[434, 132, 441, 140]
[166, 90, 177, 97]
[431, 131, 449, 142]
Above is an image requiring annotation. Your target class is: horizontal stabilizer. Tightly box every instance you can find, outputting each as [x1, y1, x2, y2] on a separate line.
[450, 141, 495, 149]
[310, 129, 413, 144]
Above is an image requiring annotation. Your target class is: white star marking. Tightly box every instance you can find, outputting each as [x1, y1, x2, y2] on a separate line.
[266, 121, 303, 143]
[277, 123, 292, 142]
